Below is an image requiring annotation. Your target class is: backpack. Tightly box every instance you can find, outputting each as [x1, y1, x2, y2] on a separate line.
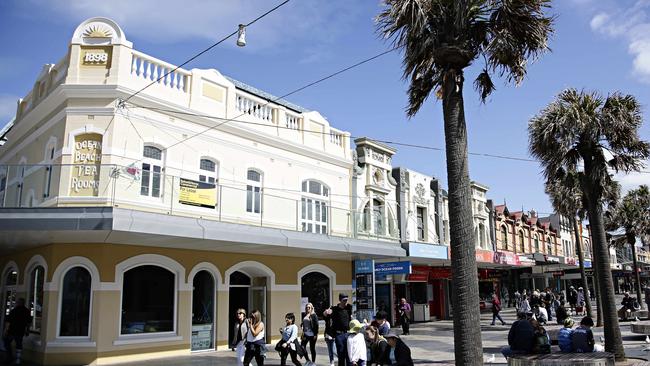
[534, 333, 551, 354]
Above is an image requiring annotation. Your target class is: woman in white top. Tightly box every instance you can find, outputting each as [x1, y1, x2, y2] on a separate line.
[347, 319, 367, 366]
[231, 308, 249, 366]
[243, 309, 266, 366]
[519, 295, 532, 315]
[277, 312, 302, 366]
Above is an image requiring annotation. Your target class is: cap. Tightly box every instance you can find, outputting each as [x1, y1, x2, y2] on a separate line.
[348, 319, 363, 333]
[384, 331, 399, 339]
[564, 318, 575, 328]
[339, 293, 349, 301]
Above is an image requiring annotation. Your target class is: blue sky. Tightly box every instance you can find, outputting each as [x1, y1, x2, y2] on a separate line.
[0, 0, 649, 216]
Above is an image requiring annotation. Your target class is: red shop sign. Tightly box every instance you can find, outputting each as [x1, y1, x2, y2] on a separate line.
[429, 267, 452, 279]
[407, 265, 430, 282]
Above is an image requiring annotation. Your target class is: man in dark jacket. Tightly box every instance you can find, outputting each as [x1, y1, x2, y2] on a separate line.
[381, 332, 413, 366]
[324, 293, 352, 366]
[501, 312, 535, 359]
[572, 316, 595, 352]
[3, 298, 32, 365]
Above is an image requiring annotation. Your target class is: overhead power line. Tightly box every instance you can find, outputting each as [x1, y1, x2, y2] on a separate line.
[122, 0, 291, 104]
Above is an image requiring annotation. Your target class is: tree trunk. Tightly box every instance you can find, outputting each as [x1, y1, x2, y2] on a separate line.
[442, 69, 483, 366]
[586, 199, 626, 360]
[571, 216, 593, 317]
[591, 235, 603, 327]
[628, 232, 644, 309]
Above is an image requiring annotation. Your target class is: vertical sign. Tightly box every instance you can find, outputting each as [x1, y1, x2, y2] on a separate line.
[70, 133, 102, 196]
[354, 259, 375, 322]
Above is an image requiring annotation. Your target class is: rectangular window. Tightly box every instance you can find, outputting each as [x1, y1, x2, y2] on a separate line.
[416, 207, 426, 241]
[247, 185, 261, 213]
[140, 163, 162, 197]
[301, 198, 327, 234]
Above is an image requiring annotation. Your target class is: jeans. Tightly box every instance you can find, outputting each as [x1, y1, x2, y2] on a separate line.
[491, 312, 505, 325]
[301, 335, 317, 362]
[335, 333, 349, 366]
[3, 334, 24, 361]
[243, 343, 265, 366]
[326, 336, 336, 363]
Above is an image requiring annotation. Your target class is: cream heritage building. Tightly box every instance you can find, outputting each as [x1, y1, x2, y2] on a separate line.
[0, 18, 407, 365]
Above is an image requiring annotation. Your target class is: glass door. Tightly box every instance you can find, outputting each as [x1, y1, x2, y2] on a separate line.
[191, 271, 215, 351]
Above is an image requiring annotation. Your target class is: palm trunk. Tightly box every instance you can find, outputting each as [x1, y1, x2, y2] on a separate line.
[592, 236, 603, 327]
[571, 216, 593, 317]
[586, 198, 625, 360]
[442, 69, 483, 366]
[628, 232, 643, 309]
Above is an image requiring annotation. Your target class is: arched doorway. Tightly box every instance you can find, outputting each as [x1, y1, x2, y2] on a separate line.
[300, 272, 330, 319]
[1, 268, 18, 330]
[191, 270, 215, 351]
[227, 267, 269, 343]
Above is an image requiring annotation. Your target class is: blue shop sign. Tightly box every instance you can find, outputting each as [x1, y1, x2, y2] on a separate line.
[375, 261, 411, 275]
[584, 260, 592, 268]
[408, 243, 448, 260]
[355, 259, 374, 274]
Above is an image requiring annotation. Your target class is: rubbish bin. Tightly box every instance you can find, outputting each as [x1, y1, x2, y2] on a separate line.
[413, 303, 430, 322]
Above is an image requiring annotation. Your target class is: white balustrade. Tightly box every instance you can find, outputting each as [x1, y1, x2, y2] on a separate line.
[329, 130, 343, 146]
[130, 50, 190, 93]
[285, 112, 300, 130]
[235, 93, 274, 122]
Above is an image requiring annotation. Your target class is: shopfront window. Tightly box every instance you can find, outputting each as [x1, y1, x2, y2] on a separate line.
[121, 265, 174, 334]
[59, 267, 91, 337]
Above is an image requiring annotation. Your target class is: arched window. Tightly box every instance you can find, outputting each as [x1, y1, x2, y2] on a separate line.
[301, 180, 329, 234]
[372, 199, 385, 236]
[199, 158, 218, 185]
[301, 272, 330, 319]
[501, 226, 508, 251]
[121, 265, 174, 334]
[547, 238, 553, 255]
[141, 146, 163, 198]
[534, 235, 540, 252]
[29, 266, 45, 334]
[59, 267, 91, 337]
[246, 169, 262, 214]
[479, 223, 486, 249]
[519, 231, 525, 253]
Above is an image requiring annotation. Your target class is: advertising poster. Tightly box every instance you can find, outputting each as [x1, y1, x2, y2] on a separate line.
[179, 178, 216, 208]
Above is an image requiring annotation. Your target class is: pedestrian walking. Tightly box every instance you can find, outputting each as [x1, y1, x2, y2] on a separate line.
[231, 308, 249, 366]
[397, 298, 411, 335]
[276, 313, 303, 366]
[381, 332, 414, 366]
[576, 287, 585, 315]
[324, 293, 352, 366]
[491, 294, 506, 326]
[243, 309, 266, 366]
[347, 319, 367, 366]
[323, 310, 337, 366]
[301, 303, 318, 365]
[519, 295, 532, 317]
[567, 286, 577, 312]
[2, 298, 31, 365]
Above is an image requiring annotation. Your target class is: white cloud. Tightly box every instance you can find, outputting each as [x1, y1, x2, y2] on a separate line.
[0, 95, 18, 122]
[589, 1, 650, 82]
[24, 0, 361, 59]
[614, 159, 650, 194]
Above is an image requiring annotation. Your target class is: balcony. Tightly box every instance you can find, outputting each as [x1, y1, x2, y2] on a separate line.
[0, 164, 402, 256]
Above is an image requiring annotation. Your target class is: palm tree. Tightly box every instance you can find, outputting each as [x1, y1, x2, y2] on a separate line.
[529, 89, 650, 360]
[544, 172, 593, 318]
[376, 2, 554, 363]
[606, 185, 650, 309]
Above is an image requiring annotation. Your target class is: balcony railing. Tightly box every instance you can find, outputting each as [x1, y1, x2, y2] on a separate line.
[0, 164, 399, 242]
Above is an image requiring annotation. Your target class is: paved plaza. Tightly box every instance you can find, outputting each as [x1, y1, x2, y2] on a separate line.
[6, 304, 650, 365]
[82, 306, 650, 365]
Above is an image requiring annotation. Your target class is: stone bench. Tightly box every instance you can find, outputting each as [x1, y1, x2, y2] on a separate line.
[508, 352, 614, 366]
[631, 321, 650, 334]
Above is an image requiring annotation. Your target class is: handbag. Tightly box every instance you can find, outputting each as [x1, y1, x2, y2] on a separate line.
[293, 339, 307, 358]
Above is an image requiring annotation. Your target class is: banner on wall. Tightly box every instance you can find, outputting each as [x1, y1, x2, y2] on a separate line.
[70, 133, 102, 196]
[179, 178, 217, 208]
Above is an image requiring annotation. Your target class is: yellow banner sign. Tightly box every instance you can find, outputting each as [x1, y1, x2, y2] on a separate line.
[179, 178, 216, 208]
